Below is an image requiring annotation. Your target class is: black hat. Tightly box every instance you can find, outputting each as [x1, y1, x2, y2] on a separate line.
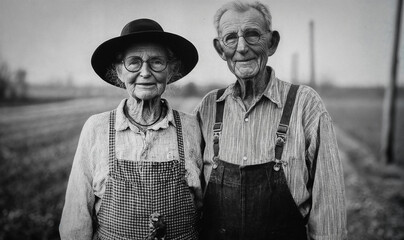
[91, 18, 198, 88]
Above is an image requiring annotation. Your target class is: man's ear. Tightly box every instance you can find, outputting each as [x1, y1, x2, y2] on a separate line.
[213, 38, 227, 61]
[267, 30, 280, 56]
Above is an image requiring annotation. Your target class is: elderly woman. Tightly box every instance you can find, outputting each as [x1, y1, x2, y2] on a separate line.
[59, 19, 202, 240]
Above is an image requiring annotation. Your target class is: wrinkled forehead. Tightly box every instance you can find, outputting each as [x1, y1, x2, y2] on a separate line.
[123, 42, 169, 58]
[218, 8, 268, 35]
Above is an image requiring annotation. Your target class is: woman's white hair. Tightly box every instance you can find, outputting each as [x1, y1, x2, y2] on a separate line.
[213, 1, 273, 34]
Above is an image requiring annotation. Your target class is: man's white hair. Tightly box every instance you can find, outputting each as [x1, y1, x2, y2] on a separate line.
[213, 1, 273, 35]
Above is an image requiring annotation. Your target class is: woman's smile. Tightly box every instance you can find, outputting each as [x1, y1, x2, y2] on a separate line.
[135, 82, 156, 87]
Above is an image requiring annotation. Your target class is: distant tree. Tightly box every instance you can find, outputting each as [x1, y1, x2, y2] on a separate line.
[65, 74, 75, 88]
[0, 63, 11, 99]
[182, 82, 199, 97]
[201, 83, 228, 95]
[14, 69, 28, 99]
[164, 81, 227, 98]
[319, 76, 336, 89]
[0, 63, 29, 100]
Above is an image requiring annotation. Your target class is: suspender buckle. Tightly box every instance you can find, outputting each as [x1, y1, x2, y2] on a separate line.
[276, 124, 289, 147]
[273, 159, 288, 171]
[212, 156, 219, 169]
[213, 122, 222, 132]
[213, 134, 220, 144]
[277, 123, 289, 134]
[276, 135, 286, 146]
[213, 122, 222, 143]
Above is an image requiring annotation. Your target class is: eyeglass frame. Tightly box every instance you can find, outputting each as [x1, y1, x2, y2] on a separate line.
[121, 56, 172, 73]
[217, 29, 272, 48]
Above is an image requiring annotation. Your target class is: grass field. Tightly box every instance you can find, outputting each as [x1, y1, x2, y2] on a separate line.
[0, 95, 201, 239]
[0, 97, 120, 239]
[323, 94, 404, 164]
[0, 90, 403, 239]
[322, 93, 404, 240]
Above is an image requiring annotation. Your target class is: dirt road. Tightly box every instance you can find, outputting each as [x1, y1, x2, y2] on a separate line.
[337, 127, 404, 240]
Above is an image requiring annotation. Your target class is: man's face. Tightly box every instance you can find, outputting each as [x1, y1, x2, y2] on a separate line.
[217, 9, 272, 80]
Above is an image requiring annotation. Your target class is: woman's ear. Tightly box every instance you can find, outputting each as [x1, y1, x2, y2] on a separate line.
[213, 38, 227, 61]
[267, 30, 280, 57]
[114, 64, 126, 88]
[167, 61, 181, 83]
[115, 64, 123, 81]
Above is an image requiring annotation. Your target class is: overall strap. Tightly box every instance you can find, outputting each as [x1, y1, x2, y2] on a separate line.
[203, 89, 225, 197]
[212, 88, 226, 165]
[108, 110, 117, 174]
[172, 110, 186, 175]
[274, 84, 299, 171]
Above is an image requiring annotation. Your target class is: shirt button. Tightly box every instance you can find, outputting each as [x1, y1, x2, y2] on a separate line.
[243, 156, 247, 161]
[244, 118, 249, 122]
[167, 152, 175, 160]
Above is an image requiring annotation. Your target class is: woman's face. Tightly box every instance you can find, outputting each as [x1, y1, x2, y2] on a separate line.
[117, 43, 173, 101]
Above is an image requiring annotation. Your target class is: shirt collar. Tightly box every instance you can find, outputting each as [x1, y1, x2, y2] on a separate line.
[216, 66, 282, 108]
[115, 98, 176, 132]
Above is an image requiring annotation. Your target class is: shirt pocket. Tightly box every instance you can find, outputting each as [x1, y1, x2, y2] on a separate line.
[147, 147, 179, 162]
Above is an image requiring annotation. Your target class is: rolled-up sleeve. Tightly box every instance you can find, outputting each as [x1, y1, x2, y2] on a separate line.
[60, 117, 95, 240]
[307, 112, 347, 240]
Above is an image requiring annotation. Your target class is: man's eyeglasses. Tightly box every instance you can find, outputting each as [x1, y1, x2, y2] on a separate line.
[219, 29, 270, 48]
[122, 56, 169, 73]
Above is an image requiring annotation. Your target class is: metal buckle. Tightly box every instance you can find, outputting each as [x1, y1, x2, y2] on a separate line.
[277, 123, 289, 134]
[213, 122, 222, 132]
[276, 124, 288, 146]
[274, 123, 289, 171]
[276, 135, 286, 146]
[212, 122, 222, 170]
[213, 134, 220, 144]
[212, 156, 219, 169]
[273, 159, 288, 171]
[213, 123, 222, 143]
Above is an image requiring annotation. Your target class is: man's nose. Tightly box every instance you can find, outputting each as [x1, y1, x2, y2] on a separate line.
[139, 62, 151, 77]
[236, 36, 248, 53]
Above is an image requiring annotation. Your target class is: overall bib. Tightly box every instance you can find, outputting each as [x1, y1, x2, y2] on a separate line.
[96, 110, 199, 240]
[202, 85, 308, 240]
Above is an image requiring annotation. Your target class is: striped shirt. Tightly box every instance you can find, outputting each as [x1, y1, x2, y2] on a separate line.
[194, 67, 347, 240]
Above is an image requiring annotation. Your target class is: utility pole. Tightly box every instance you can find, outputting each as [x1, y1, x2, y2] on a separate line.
[291, 52, 299, 84]
[309, 20, 316, 89]
[381, 0, 403, 164]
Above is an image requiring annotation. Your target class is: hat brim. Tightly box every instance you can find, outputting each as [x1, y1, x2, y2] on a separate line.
[91, 31, 198, 88]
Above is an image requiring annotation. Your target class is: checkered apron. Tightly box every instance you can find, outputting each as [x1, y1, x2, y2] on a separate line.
[96, 110, 199, 240]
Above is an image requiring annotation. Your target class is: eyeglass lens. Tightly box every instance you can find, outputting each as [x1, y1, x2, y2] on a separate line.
[124, 56, 168, 72]
[222, 30, 261, 47]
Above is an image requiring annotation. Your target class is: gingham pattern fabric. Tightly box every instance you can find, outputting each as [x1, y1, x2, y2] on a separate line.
[96, 110, 199, 240]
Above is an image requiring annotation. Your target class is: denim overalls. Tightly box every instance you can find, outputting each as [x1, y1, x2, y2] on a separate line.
[202, 85, 308, 240]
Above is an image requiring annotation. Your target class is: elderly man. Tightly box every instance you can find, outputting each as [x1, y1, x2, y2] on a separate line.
[195, 1, 347, 240]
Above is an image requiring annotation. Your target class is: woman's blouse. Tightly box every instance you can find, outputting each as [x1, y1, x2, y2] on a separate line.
[59, 99, 203, 239]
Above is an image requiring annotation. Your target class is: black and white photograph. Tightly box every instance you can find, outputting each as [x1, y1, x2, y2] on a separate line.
[0, 0, 403, 239]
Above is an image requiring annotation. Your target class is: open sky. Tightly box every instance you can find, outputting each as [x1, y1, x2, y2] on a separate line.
[0, 0, 403, 87]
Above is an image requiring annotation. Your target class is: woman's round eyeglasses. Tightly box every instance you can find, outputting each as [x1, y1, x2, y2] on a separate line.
[122, 56, 169, 73]
[219, 29, 270, 48]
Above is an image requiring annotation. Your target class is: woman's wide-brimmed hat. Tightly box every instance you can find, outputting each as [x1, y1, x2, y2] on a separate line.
[91, 18, 198, 88]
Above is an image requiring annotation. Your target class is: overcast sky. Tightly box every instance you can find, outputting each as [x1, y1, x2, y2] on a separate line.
[0, 0, 403, 87]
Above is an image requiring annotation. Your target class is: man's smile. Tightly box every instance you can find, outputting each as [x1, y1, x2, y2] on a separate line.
[235, 59, 256, 64]
[135, 82, 156, 85]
